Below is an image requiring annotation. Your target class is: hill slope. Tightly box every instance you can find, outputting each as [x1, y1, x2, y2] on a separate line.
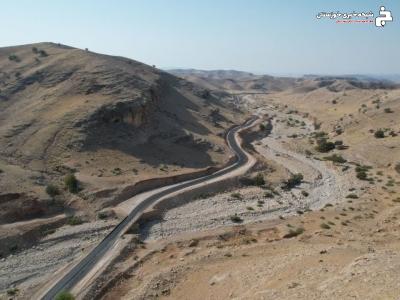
[0, 43, 240, 223]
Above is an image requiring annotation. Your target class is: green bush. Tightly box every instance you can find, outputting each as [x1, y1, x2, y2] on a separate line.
[283, 173, 303, 190]
[230, 214, 243, 223]
[64, 174, 79, 193]
[346, 194, 359, 199]
[315, 138, 335, 153]
[374, 129, 385, 138]
[320, 223, 331, 229]
[56, 291, 75, 300]
[46, 184, 60, 197]
[253, 173, 265, 186]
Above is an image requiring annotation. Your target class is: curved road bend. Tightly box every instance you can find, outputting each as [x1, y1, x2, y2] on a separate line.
[41, 116, 258, 300]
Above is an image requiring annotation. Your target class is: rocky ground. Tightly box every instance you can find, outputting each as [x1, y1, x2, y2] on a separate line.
[0, 218, 118, 298]
[140, 105, 362, 241]
[97, 91, 400, 300]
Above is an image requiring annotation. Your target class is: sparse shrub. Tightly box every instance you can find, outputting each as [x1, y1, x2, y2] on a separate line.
[42, 228, 56, 235]
[67, 216, 84, 226]
[314, 131, 327, 138]
[230, 214, 243, 223]
[335, 128, 343, 135]
[384, 108, 394, 113]
[64, 174, 78, 193]
[39, 49, 48, 57]
[7, 288, 19, 296]
[283, 227, 304, 238]
[97, 212, 108, 220]
[346, 193, 358, 199]
[259, 123, 266, 131]
[240, 173, 265, 187]
[8, 54, 20, 62]
[231, 192, 242, 200]
[55, 291, 75, 300]
[320, 223, 331, 229]
[264, 192, 274, 198]
[323, 154, 347, 164]
[374, 129, 385, 138]
[301, 190, 309, 197]
[246, 206, 254, 211]
[356, 171, 368, 180]
[315, 138, 335, 153]
[46, 184, 60, 197]
[32, 47, 39, 53]
[283, 173, 303, 190]
[355, 165, 372, 181]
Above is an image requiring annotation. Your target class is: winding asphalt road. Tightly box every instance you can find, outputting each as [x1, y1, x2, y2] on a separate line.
[41, 116, 258, 300]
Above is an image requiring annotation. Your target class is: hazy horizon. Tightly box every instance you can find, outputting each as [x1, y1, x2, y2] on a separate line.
[1, 0, 399, 75]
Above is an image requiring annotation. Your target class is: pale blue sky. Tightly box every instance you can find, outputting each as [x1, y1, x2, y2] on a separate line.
[1, 0, 399, 75]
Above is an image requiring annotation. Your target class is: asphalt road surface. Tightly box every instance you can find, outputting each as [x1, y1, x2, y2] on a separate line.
[41, 116, 257, 300]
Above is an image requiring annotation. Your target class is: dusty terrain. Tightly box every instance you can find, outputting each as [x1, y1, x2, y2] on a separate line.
[93, 72, 400, 300]
[1, 61, 400, 299]
[0, 43, 241, 225]
[0, 44, 244, 263]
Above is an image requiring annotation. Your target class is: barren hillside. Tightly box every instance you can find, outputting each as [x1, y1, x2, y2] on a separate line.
[0, 43, 241, 225]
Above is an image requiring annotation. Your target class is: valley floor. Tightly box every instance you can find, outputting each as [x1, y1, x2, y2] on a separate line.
[2, 93, 400, 300]
[95, 97, 400, 300]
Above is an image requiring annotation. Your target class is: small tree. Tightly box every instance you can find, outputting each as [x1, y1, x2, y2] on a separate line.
[283, 173, 303, 190]
[253, 173, 265, 186]
[64, 174, 78, 193]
